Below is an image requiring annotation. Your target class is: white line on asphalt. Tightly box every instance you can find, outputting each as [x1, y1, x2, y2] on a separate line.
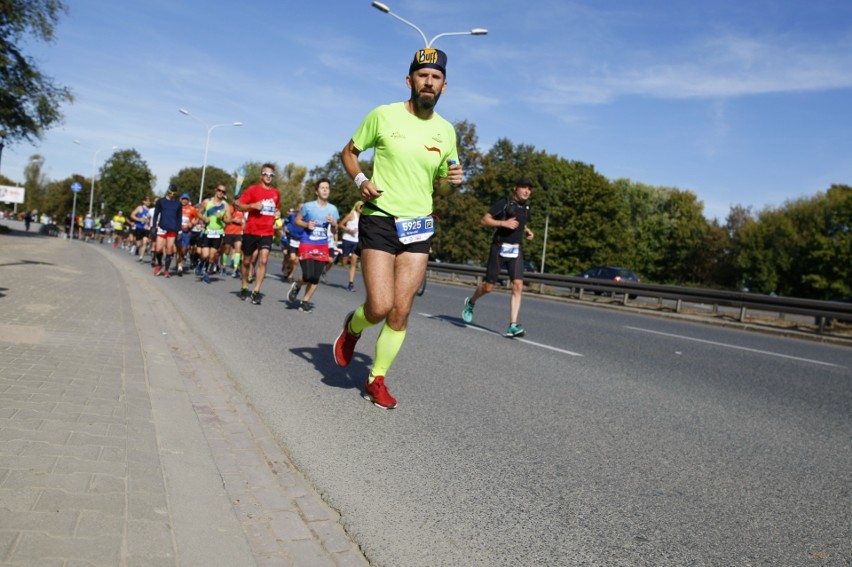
[625, 326, 844, 368]
[418, 313, 584, 357]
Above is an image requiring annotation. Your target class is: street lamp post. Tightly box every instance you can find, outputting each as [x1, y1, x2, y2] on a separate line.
[75, 141, 118, 215]
[540, 207, 550, 273]
[179, 109, 242, 204]
[371, 2, 487, 47]
[0, 130, 6, 176]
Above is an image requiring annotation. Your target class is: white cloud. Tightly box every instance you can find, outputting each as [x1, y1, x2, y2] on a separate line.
[528, 33, 852, 105]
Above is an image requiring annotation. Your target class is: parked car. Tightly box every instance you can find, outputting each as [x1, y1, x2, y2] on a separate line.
[575, 266, 640, 298]
[39, 223, 60, 237]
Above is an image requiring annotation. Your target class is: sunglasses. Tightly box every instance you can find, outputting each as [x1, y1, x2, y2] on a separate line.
[261, 172, 274, 178]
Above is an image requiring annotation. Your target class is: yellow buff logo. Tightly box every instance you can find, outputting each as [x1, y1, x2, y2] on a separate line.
[417, 48, 440, 65]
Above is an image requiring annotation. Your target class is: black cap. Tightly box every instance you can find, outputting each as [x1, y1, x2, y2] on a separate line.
[515, 177, 533, 188]
[409, 48, 447, 76]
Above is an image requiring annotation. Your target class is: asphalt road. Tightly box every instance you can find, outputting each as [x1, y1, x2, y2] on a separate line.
[112, 247, 851, 567]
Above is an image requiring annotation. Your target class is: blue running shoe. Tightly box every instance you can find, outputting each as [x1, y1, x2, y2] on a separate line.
[462, 297, 474, 323]
[505, 323, 525, 338]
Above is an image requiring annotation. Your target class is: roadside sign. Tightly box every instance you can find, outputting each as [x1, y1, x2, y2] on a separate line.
[0, 185, 25, 204]
[71, 182, 83, 193]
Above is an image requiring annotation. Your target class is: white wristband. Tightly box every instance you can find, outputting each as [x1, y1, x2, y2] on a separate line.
[354, 172, 368, 189]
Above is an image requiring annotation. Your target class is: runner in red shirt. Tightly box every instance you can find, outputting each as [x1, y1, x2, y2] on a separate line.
[234, 163, 281, 304]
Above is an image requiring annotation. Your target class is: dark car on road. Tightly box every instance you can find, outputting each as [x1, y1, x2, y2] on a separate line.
[575, 266, 641, 298]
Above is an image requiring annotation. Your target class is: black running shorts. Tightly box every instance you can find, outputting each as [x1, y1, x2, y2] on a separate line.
[242, 234, 273, 257]
[358, 214, 431, 255]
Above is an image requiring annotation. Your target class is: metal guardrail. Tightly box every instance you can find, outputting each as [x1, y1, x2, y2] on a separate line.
[425, 262, 852, 335]
[10, 220, 849, 336]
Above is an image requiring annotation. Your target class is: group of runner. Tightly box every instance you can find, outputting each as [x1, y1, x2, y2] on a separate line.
[112, 171, 360, 315]
[67, 211, 125, 244]
[98, 45, 533, 412]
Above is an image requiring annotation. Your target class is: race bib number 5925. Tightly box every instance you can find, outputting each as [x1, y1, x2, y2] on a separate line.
[395, 216, 434, 245]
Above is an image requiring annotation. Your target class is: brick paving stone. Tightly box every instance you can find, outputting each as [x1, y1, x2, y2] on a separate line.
[11, 532, 122, 565]
[269, 510, 314, 541]
[0, 226, 369, 566]
[286, 538, 337, 567]
[0, 508, 78, 535]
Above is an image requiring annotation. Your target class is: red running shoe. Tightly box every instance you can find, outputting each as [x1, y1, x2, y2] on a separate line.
[163, 270, 171, 278]
[153, 265, 162, 276]
[364, 376, 396, 409]
[334, 311, 361, 366]
[333, 311, 360, 367]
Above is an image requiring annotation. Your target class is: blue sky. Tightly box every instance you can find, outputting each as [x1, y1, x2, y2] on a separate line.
[5, 0, 852, 221]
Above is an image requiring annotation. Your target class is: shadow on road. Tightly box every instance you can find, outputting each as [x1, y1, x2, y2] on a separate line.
[289, 343, 372, 392]
[0, 259, 56, 268]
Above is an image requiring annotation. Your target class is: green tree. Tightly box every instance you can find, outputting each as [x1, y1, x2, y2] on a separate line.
[453, 119, 484, 181]
[723, 205, 756, 290]
[42, 174, 87, 219]
[729, 188, 852, 299]
[0, 0, 74, 144]
[169, 165, 234, 202]
[616, 179, 714, 284]
[802, 184, 852, 298]
[554, 160, 629, 274]
[692, 218, 730, 288]
[442, 137, 630, 273]
[427, 120, 487, 263]
[660, 189, 710, 284]
[98, 149, 154, 216]
[781, 185, 851, 298]
[22, 154, 47, 213]
[616, 179, 668, 278]
[733, 207, 795, 294]
[432, 189, 489, 263]
[278, 162, 308, 209]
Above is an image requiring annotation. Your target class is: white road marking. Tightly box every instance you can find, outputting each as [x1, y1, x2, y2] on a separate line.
[625, 326, 844, 368]
[418, 313, 583, 357]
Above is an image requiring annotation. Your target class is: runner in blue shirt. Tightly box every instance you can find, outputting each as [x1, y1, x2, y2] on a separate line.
[287, 179, 339, 313]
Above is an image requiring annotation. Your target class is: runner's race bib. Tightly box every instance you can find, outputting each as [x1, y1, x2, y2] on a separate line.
[260, 199, 277, 216]
[206, 230, 221, 237]
[308, 226, 327, 242]
[395, 216, 434, 245]
[499, 243, 520, 258]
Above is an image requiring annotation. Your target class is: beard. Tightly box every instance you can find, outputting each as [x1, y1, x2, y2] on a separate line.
[411, 83, 442, 111]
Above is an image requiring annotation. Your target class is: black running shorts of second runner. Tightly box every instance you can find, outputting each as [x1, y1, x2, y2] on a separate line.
[242, 234, 273, 257]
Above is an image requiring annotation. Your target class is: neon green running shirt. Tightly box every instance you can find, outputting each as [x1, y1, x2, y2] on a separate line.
[351, 102, 458, 218]
[203, 200, 227, 234]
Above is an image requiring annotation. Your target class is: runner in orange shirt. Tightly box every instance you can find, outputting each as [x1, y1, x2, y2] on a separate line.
[176, 193, 200, 276]
[223, 199, 245, 278]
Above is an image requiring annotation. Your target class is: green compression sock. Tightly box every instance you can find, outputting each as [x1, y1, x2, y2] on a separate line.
[349, 304, 376, 336]
[371, 323, 406, 378]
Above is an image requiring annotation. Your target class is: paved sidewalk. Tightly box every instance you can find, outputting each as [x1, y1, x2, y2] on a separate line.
[0, 225, 369, 567]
